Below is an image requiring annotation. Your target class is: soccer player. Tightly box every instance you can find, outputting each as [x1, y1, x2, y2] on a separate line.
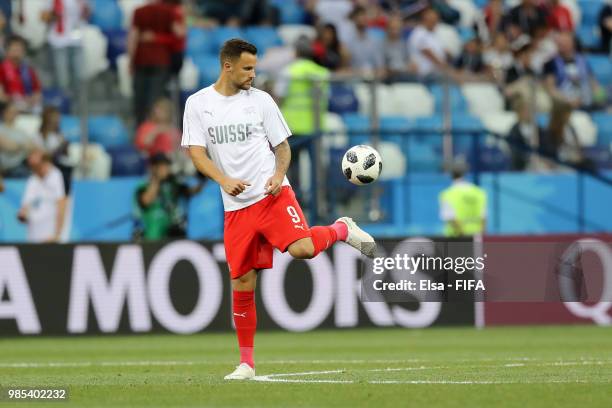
[182, 39, 376, 380]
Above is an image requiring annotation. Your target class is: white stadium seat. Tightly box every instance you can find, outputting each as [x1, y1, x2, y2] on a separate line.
[119, 0, 147, 28]
[278, 24, 317, 46]
[481, 111, 518, 136]
[68, 143, 112, 180]
[179, 57, 200, 91]
[10, 0, 48, 49]
[435, 24, 462, 58]
[570, 110, 597, 147]
[461, 83, 505, 116]
[15, 114, 42, 138]
[391, 83, 435, 118]
[82, 25, 110, 80]
[117, 54, 132, 98]
[323, 112, 348, 148]
[448, 0, 481, 28]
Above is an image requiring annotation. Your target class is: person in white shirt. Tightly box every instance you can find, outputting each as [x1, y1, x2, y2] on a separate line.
[17, 149, 67, 243]
[182, 38, 376, 380]
[41, 0, 89, 93]
[408, 8, 448, 79]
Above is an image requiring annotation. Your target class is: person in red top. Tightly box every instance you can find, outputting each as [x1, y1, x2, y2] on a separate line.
[0, 36, 42, 113]
[134, 97, 181, 157]
[546, 0, 574, 32]
[128, 0, 175, 124]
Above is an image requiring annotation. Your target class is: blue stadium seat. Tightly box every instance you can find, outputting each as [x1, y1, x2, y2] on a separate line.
[452, 114, 485, 153]
[328, 84, 359, 115]
[244, 26, 282, 54]
[429, 84, 467, 113]
[43, 88, 71, 114]
[586, 54, 612, 85]
[578, 0, 604, 25]
[414, 115, 444, 149]
[192, 54, 221, 87]
[88, 116, 130, 148]
[582, 146, 612, 169]
[106, 144, 147, 176]
[212, 27, 243, 50]
[592, 113, 612, 146]
[186, 27, 216, 57]
[468, 145, 511, 172]
[577, 25, 601, 50]
[104, 29, 127, 69]
[342, 113, 371, 145]
[407, 141, 442, 172]
[380, 115, 413, 145]
[60, 115, 82, 143]
[275, 0, 306, 24]
[90, 0, 123, 31]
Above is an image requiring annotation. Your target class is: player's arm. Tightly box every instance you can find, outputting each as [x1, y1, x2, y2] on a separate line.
[265, 139, 290, 196]
[188, 146, 250, 196]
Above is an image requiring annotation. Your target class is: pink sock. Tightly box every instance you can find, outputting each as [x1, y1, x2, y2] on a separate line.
[239, 347, 254, 369]
[330, 221, 348, 241]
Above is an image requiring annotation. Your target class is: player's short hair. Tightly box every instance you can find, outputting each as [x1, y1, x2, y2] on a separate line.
[219, 39, 257, 66]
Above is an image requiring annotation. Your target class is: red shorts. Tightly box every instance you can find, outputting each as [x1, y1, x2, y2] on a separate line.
[224, 186, 311, 279]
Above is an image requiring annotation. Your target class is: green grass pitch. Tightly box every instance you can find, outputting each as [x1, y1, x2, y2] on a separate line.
[0, 326, 610, 407]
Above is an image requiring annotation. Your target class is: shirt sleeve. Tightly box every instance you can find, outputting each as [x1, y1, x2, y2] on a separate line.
[181, 96, 207, 148]
[261, 92, 291, 147]
[21, 178, 35, 207]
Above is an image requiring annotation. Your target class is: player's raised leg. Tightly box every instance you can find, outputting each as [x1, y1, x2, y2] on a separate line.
[224, 269, 257, 380]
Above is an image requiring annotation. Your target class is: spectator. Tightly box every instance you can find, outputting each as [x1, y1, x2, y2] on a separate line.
[135, 97, 181, 157]
[0, 36, 42, 113]
[0, 101, 39, 177]
[600, 2, 612, 54]
[503, 0, 548, 39]
[38, 105, 72, 193]
[507, 94, 541, 170]
[194, 0, 277, 27]
[312, 23, 350, 72]
[345, 6, 385, 78]
[483, 0, 505, 37]
[539, 99, 590, 169]
[17, 149, 68, 243]
[542, 32, 605, 110]
[40, 0, 89, 94]
[408, 8, 448, 79]
[439, 162, 487, 237]
[454, 36, 490, 81]
[0, 174, 3, 192]
[483, 33, 513, 82]
[504, 36, 536, 95]
[143, 0, 186, 78]
[545, 0, 574, 32]
[128, 0, 175, 124]
[134, 153, 204, 241]
[0, 10, 6, 58]
[383, 14, 414, 80]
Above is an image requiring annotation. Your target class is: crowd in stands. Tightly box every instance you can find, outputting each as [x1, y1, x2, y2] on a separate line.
[0, 0, 610, 241]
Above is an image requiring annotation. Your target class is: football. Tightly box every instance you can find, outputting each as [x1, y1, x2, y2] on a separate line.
[341, 145, 382, 185]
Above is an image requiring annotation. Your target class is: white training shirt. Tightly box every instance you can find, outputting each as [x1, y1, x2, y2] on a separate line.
[21, 166, 66, 242]
[181, 86, 292, 211]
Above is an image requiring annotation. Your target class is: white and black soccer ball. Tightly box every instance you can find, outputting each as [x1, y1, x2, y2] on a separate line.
[341, 145, 382, 185]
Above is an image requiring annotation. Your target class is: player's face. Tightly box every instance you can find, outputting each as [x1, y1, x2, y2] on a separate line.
[229, 52, 257, 90]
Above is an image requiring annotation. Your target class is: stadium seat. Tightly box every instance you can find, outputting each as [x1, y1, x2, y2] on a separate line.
[586, 54, 612, 85]
[354, 82, 394, 116]
[414, 115, 444, 150]
[43, 88, 72, 114]
[88, 116, 130, 148]
[461, 83, 505, 116]
[90, 0, 124, 31]
[60, 115, 83, 143]
[406, 140, 442, 172]
[106, 144, 147, 176]
[244, 26, 283, 54]
[212, 27, 243, 51]
[68, 142, 112, 180]
[179, 57, 200, 91]
[186, 27, 216, 58]
[429, 84, 467, 114]
[15, 114, 42, 137]
[577, 25, 601, 50]
[192, 54, 221, 88]
[448, 0, 480, 28]
[390, 83, 435, 117]
[578, 0, 604, 25]
[582, 146, 612, 169]
[105, 29, 127, 69]
[452, 114, 485, 153]
[342, 112, 371, 145]
[467, 145, 511, 172]
[278, 24, 317, 46]
[481, 111, 518, 136]
[323, 112, 348, 148]
[118, 0, 147, 28]
[592, 113, 612, 147]
[117, 54, 133, 98]
[10, 0, 47, 48]
[380, 115, 414, 145]
[328, 83, 359, 115]
[82, 25, 110, 80]
[570, 111, 597, 147]
[275, 0, 306, 24]
[434, 24, 462, 58]
[377, 141, 407, 179]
